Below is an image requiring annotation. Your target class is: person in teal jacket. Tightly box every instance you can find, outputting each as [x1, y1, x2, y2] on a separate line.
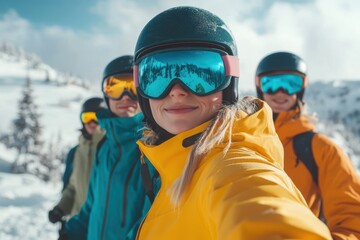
[64, 55, 151, 240]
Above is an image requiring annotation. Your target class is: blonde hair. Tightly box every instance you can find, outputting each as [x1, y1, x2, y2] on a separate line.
[296, 99, 318, 123]
[142, 96, 260, 205]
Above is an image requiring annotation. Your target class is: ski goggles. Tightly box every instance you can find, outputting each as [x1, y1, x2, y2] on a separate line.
[134, 49, 240, 99]
[102, 74, 137, 100]
[81, 112, 98, 124]
[259, 73, 304, 95]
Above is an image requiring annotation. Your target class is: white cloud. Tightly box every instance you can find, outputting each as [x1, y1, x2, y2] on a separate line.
[0, 10, 129, 90]
[1, 0, 359, 92]
[0, 10, 31, 46]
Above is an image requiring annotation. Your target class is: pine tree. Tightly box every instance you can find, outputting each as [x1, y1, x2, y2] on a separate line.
[11, 75, 43, 171]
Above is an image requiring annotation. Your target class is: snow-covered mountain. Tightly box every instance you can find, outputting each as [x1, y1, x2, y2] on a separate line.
[0, 44, 100, 147]
[306, 80, 360, 162]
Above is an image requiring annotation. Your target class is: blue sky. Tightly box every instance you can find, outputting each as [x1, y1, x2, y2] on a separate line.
[0, 0, 100, 30]
[0, 0, 359, 91]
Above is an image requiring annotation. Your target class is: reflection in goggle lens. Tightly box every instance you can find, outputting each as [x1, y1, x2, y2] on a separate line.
[260, 74, 303, 95]
[102, 75, 137, 100]
[136, 49, 239, 99]
[81, 112, 97, 124]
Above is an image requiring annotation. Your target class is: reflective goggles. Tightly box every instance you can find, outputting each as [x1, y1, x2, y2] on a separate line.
[102, 75, 137, 100]
[134, 49, 240, 99]
[81, 112, 98, 124]
[260, 73, 304, 95]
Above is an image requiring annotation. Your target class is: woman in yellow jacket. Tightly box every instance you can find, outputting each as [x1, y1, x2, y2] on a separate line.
[255, 51, 360, 240]
[133, 6, 331, 240]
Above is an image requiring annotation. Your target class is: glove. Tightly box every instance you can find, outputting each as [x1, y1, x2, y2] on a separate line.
[48, 206, 64, 224]
[58, 225, 69, 240]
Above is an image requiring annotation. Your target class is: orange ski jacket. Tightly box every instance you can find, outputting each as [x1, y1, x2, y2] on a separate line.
[275, 108, 360, 240]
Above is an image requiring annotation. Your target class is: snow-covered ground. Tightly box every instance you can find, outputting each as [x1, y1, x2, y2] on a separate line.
[0, 173, 61, 240]
[0, 149, 61, 240]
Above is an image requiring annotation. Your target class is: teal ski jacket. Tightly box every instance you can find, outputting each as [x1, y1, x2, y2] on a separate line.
[66, 110, 150, 240]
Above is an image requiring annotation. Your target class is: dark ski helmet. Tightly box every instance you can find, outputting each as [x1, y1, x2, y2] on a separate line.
[255, 51, 308, 100]
[102, 55, 134, 110]
[80, 97, 105, 137]
[103, 55, 134, 80]
[81, 97, 106, 123]
[134, 6, 239, 139]
[81, 97, 105, 114]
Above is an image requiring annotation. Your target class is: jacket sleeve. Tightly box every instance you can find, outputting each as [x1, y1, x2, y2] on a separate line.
[313, 134, 360, 240]
[57, 171, 76, 215]
[207, 153, 332, 240]
[65, 157, 98, 240]
[62, 146, 78, 190]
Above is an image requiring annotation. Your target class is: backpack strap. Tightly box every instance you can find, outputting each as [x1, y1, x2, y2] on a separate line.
[293, 131, 327, 223]
[140, 154, 159, 203]
[293, 131, 318, 185]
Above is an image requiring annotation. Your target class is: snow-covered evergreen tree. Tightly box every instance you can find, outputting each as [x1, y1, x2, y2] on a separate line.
[11, 74, 43, 171]
[38, 133, 67, 182]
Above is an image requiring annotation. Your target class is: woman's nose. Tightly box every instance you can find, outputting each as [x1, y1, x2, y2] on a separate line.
[169, 83, 188, 97]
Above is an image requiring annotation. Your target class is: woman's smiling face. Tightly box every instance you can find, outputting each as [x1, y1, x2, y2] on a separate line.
[149, 83, 222, 134]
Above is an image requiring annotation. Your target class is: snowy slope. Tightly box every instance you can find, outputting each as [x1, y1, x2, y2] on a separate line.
[0, 47, 101, 239]
[0, 48, 101, 147]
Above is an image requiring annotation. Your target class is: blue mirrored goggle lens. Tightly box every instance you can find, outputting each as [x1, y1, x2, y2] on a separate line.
[260, 74, 303, 95]
[138, 50, 228, 99]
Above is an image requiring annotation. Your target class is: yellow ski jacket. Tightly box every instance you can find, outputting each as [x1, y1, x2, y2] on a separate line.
[136, 100, 331, 240]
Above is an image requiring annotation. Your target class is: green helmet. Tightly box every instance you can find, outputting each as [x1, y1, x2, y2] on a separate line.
[134, 6, 239, 141]
[255, 51, 307, 100]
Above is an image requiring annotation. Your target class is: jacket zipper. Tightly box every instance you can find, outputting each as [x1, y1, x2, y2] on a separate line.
[100, 122, 122, 240]
[135, 212, 148, 240]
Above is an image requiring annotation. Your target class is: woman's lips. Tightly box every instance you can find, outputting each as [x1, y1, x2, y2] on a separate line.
[165, 105, 198, 114]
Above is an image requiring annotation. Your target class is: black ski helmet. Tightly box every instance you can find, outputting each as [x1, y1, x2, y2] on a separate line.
[255, 51, 308, 100]
[134, 6, 239, 136]
[80, 97, 105, 126]
[102, 55, 134, 109]
[80, 97, 105, 137]
[81, 97, 105, 114]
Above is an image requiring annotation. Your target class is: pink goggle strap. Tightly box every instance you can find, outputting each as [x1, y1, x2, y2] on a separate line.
[133, 65, 139, 87]
[222, 55, 240, 77]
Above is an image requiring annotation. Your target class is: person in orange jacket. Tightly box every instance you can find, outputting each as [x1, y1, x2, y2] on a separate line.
[255, 51, 360, 240]
[133, 6, 332, 239]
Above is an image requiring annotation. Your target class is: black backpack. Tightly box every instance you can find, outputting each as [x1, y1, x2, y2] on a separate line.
[293, 131, 318, 185]
[293, 131, 327, 222]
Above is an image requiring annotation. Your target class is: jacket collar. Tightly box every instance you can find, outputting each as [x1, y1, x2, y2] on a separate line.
[274, 108, 315, 143]
[97, 109, 144, 144]
[137, 121, 209, 187]
[79, 127, 104, 145]
[137, 99, 284, 186]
